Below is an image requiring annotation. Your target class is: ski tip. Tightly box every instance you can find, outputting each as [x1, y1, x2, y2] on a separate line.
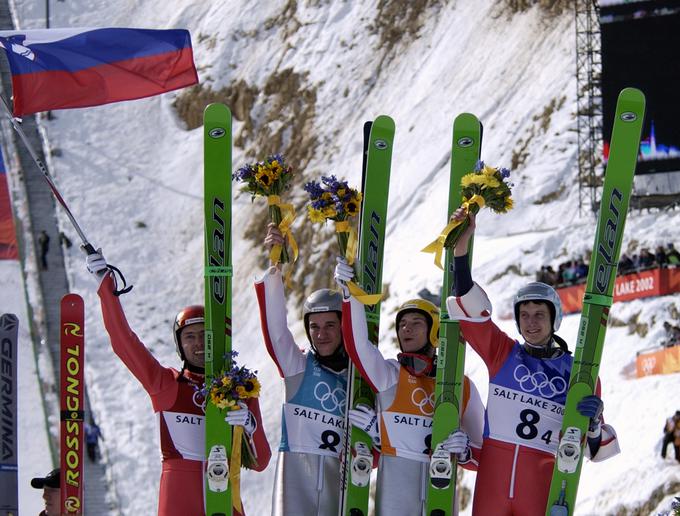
[617, 87, 645, 105]
[203, 103, 232, 119]
[453, 112, 480, 124]
[0, 313, 18, 331]
[373, 114, 395, 130]
[61, 292, 84, 306]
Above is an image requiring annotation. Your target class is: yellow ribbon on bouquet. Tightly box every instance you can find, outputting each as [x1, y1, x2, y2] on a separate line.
[229, 426, 243, 514]
[421, 194, 486, 270]
[335, 220, 383, 305]
[268, 195, 299, 264]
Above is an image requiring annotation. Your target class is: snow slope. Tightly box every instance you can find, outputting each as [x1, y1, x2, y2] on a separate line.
[4, 0, 680, 514]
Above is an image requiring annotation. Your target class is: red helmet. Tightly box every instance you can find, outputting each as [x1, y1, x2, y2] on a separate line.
[173, 305, 204, 361]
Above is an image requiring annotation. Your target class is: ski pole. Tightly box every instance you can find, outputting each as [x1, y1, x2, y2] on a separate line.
[0, 95, 132, 294]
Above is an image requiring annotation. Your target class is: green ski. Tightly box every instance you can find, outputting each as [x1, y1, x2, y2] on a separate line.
[203, 103, 233, 516]
[340, 115, 395, 516]
[546, 87, 645, 516]
[426, 113, 482, 516]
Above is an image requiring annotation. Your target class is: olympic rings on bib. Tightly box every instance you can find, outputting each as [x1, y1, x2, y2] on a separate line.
[513, 364, 567, 398]
[411, 387, 435, 416]
[314, 381, 347, 413]
[193, 389, 206, 412]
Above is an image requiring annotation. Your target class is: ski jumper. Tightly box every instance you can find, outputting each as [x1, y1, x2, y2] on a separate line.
[342, 296, 485, 516]
[98, 275, 271, 516]
[446, 280, 619, 516]
[255, 267, 347, 516]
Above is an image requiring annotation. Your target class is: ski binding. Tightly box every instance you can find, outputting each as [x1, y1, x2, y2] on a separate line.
[556, 426, 582, 474]
[429, 443, 452, 489]
[350, 442, 372, 487]
[207, 445, 229, 492]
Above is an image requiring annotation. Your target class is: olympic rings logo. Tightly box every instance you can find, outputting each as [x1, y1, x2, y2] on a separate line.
[193, 390, 206, 413]
[314, 381, 346, 413]
[513, 364, 567, 399]
[411, 388, 435, 416]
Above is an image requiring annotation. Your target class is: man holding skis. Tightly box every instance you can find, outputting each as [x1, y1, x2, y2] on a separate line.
[334, 258, 485, 516]
[86, 252, 271, 515]
[445, 209, 619, 516]
[255, 223, 352, 516]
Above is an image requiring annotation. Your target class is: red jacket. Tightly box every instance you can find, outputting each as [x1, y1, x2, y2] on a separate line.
[98, 275, 270, 515]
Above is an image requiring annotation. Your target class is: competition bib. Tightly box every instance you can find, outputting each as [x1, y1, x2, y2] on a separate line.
[160, 411, 205, 460]
[380, 369, 435, 462]
[282, 401, 345, 457]
[486, 345, 571, 455]
[280, 354, 347, 457]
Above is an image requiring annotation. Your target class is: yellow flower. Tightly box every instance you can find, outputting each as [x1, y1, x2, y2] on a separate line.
[345, 200, 360, 217]
[245, 377, 261, 398]
[504, 196, 514, 212]
[461, 173, 500, 189]
[221, 376, 231, 387]
[308, 206, 327, 224]
[255, 168, 273, 188]
[323, 206, 337, 219]
[481, 165, 497, 176]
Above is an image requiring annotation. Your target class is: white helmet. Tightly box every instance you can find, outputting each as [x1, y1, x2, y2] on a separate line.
[513, 282, 562, 332]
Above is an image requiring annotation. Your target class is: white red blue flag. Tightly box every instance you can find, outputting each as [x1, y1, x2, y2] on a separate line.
[0, 28, 198, 116]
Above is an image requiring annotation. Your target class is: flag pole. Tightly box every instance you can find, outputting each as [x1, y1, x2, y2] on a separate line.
[0, 95, 132, 294]
[0, 95, 96, 253]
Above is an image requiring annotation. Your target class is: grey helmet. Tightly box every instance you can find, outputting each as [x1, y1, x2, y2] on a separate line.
[513, 282, 562, 332]
[302, 289, 343, 343]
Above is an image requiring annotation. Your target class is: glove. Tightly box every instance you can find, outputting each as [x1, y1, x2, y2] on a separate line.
[577, 394, 603, 437]
[348, 403, 380, 447]
[85, 249, 109, 285]
[224, 401, 256, 437]
[334, 257, 354, 298]
[440, 429, 471, 463]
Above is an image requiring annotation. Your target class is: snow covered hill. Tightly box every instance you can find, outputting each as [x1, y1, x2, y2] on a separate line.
[6, 0, 680, 514]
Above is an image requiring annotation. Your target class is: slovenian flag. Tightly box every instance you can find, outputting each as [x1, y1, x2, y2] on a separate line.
[0, 28, 199, 116]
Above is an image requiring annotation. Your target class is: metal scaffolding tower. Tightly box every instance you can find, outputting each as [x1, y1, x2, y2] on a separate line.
[575, 0, 603, 214]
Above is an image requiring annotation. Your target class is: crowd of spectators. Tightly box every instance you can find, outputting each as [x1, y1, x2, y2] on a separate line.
[618, 243, 680, 274]
[536, 242, 680, 288]
[536, 257, 589, 287]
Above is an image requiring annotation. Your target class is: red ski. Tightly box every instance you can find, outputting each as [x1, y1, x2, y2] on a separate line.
[60, 293, 85, 515]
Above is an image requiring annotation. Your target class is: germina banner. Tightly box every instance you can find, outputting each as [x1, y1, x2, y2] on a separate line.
[0, 28, 198, 116]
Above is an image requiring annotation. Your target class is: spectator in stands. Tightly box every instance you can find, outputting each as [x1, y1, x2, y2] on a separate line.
[655, 245, 667, 267]
[563, 260, 580, 285]
[85, 422, 103, 462]
[619, 253, 634, 274]
[544, 265, 558, 286]
[37, 230, 50, 270]
[662, 411, 680, 462]
[663, 321, 680, 348]
[31, 468, 60, 516]
[59, 231, 73, 249]
[575, 258, 589, 283]
[639, 248, 656, 270]
[667, 243, 680, 266]
[536, 266, 550, 284]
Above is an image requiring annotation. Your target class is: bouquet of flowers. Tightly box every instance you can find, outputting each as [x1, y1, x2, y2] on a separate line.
[422, 161, 513, 269]
[305, 175, 381, 304]
[196, 351, 261, 469]
[304, 175, 362, 258]
[233, 154, 296, 264]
